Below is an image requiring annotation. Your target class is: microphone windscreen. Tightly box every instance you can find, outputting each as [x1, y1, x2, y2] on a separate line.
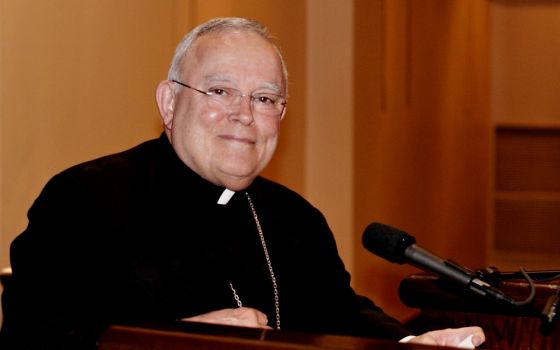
[361, 222, 416, 264]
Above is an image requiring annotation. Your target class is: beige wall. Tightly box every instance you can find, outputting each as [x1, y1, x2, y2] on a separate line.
[0, 0, 177, 269]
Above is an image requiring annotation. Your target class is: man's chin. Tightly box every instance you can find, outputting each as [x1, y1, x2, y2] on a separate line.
[215, 170, 258, 191]
[220, 178, 254, 192]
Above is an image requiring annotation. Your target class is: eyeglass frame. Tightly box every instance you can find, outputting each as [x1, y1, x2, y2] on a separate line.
[171, 79, 287, 118]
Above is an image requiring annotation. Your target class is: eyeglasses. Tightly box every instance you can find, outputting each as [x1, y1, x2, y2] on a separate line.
[172, 80, 287, 118]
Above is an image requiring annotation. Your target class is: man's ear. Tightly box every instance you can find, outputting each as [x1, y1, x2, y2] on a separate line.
[280, 106, 287, 120]
[155, 80, 175, 131]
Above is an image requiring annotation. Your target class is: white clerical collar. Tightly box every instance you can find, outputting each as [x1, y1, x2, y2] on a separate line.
[217, 188, 236, 205]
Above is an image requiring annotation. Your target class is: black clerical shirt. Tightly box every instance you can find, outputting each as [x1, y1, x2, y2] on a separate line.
[1, 134, 411, 349]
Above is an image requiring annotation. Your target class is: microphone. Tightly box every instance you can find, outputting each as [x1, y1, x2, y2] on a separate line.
[362, 222, 515, 304]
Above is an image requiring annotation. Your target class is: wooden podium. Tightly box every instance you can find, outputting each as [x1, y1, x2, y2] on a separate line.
[98, 321, 452, 350]
[399, 271, 560, 349]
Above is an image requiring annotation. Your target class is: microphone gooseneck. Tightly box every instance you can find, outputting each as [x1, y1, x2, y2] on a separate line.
[361, 222, 533, 306]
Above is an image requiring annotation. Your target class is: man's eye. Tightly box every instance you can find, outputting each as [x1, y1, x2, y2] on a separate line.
[209, 88, 229, 96]
[254, 95, 276, 105]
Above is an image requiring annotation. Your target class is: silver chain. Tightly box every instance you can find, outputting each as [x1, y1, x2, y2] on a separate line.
[228, 192, 281, 330]
[229, 283, 243, 307]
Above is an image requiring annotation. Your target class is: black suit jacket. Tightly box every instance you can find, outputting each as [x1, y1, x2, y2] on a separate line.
[1, 134, 411, 349]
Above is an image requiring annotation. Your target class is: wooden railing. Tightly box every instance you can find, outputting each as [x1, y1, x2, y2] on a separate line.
[99, 321, 448, 350]
[400, 271, 560, 349]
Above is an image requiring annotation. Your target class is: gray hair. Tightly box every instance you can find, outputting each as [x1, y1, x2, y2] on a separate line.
[167, 17, 288, 95]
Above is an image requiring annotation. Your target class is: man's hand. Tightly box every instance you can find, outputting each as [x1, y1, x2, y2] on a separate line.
[408, 326, 485, 348]
[180, 307, 271, 329]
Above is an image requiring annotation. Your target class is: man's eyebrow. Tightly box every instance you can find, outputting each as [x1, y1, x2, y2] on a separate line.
[260, 82, 283, 94]
[204, 75, 283, 94]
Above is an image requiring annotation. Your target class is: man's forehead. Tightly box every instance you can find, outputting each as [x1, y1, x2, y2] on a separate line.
[192, 30, 267, 53]
[182, 32, 284, 91]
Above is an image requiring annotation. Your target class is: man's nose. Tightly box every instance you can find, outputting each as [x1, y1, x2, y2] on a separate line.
[228, 95, 255, 125]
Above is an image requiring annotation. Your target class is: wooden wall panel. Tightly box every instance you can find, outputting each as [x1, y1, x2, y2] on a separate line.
[492, 127, 560, 268]
[353, 0, 490, 320]
[496, 128, 560, 192]
[491, 0, 560, 124]
[489, 0, 560, 270]
[495, 198, 560, 254]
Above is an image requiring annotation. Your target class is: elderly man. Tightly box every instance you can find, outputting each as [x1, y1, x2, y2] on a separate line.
[1, 17, 484, 349]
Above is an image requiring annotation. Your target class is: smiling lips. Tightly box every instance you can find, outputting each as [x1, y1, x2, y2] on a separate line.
[219, 134, 256, 145]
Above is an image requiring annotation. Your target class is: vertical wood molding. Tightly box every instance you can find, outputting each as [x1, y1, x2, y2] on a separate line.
[464, 1, 474, 114]
[0, 0, 6, 269]
[380, 0, 387, 113]
[404, 0, 412, 108]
